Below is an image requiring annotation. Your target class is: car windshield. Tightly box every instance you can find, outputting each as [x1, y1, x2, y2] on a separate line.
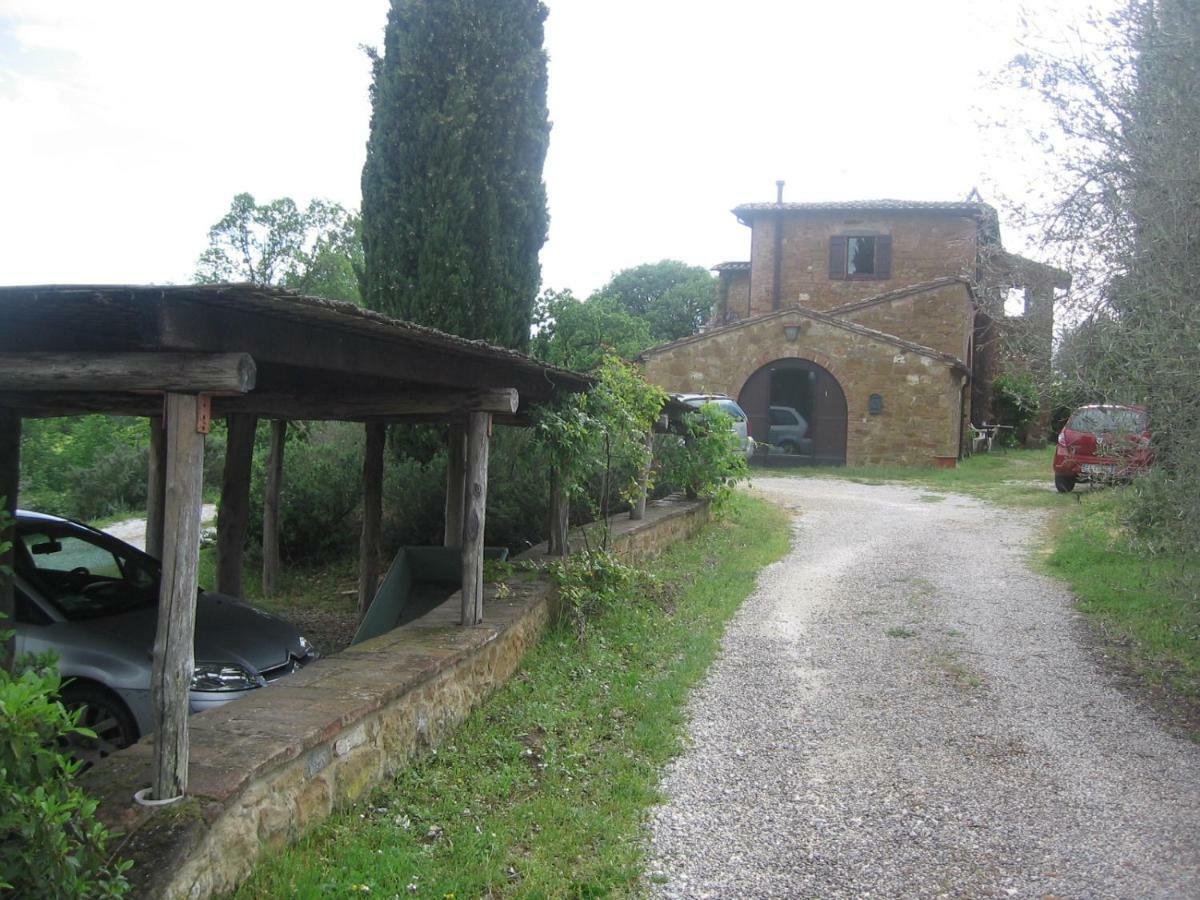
[15, 522, 161, 621]
[684, 397, 744, 422]
[1067, 407, 1147, 435]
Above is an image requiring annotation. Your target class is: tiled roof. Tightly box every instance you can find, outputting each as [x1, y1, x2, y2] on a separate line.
[640, 301, 968, 373]
[825, 277, 974, 315]
[712, 261, 751, 272]
[733, 199, 993, 217]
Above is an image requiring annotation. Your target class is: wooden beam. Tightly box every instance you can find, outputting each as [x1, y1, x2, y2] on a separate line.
[211, 387, 519, 421]
[0, 407, 20, 669]
[216, 413, 257, 598]
[146, 415, 167, 559]
[0, 352, 256, 394]
[262, 420, 286, 598]
[150, 393, 206, 800]
[548, 465, 569, 557]
[630, 430, 654, 521]
[461, 411, 491, 625]
[444, 424, 466, 547]
[358, 423, 386, 616]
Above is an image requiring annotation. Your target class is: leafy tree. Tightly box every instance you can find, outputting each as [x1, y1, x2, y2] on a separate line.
[530, 289, 653, 371]
[1009, 0, 1200, 548]
[591, 260, 717, 343]
[360, 0, 550, 349]
[195, 193, 363, 304]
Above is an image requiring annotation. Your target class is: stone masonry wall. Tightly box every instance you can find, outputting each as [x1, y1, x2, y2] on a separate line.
[81, 498, 712, 900]
[747, 210, 978, 317]
[642, 315, 965, 465]
[835, 281, 974, 363]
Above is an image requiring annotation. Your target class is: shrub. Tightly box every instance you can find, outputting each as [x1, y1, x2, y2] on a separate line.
[655, 404, 748, 503]
[545, 549, 643, 639]
[0, 613, 132, 896]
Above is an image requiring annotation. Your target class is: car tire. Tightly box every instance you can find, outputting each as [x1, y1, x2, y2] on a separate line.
[779, 440, 799, 455]
[1055, 474, 1076, 493]
[59, 683, 139, 768]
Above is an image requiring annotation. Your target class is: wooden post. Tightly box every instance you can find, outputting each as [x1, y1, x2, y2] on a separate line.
[548, 465, 569, 557]
[150, 393, 206, 801]
[630, 430, 654, 521]
[358, 423, 386, 616]
[444, 424, 466, 547]
[262, 420, 285, 597]
[146, 415, 167, 559]
[0, 407, 20, 669]
[216, 413, 257, 598]
[460, 411, 491, 625]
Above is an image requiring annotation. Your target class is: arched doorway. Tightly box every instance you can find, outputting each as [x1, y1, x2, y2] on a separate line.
[738, 358, 848, 466]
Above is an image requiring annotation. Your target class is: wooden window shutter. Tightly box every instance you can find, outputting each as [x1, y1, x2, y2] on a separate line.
[828, 235, 848, 280]
[875, 235, 893, 279]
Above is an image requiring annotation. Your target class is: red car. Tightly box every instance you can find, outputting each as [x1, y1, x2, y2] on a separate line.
[1053, 404, 1153, 492]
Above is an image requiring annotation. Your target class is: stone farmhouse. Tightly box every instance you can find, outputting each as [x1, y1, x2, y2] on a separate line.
[640, 190, 1069, 466]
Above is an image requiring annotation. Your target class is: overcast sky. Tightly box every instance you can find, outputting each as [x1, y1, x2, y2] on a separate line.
[0, 0, 1086, 297]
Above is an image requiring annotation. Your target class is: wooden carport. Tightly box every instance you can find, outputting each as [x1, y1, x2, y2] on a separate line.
[0, 283, 590, 801]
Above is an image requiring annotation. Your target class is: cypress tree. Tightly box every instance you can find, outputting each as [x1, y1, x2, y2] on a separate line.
[361, 0, 550, 350]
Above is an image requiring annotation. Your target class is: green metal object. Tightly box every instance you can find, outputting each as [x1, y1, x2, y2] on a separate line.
[351, 546, 509, 645]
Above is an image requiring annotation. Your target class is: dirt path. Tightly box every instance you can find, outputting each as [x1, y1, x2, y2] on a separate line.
[648, 477, 1200, 898]
[101, 503, 218, 551]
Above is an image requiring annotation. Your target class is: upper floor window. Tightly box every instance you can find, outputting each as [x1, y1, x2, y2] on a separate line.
[829, 234, 892, 280]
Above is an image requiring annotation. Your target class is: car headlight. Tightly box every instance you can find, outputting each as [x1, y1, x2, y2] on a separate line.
[191, 663, 263, 692]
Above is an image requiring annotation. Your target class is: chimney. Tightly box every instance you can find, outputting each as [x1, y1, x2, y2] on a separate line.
[775, 180, 785, 204]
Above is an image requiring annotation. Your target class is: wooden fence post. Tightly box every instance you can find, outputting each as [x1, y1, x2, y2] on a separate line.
[630, 430, 653, 521]
[150, 393, 205, 800]
[0, 407, 20, 669]
[216, 413, 257, 598]
[444, 424, 466, 547]
[460, 411, 491, 625]
[548, 465, 569, 556]
[146, 415, 167, 559]
[358, 423, 386, 616]
[262, 420, 285, 597]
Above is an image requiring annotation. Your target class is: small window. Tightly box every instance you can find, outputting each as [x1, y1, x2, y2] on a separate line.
[829, 234, 892, 280]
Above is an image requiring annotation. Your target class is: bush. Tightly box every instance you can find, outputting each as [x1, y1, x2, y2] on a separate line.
[655, 404, 749, 503]
[0, 617, 131, 896]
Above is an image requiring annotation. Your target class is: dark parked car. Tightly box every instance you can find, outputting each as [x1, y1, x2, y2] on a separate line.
[1053, 404, 1153, 492]
[11, 510, 317, 763]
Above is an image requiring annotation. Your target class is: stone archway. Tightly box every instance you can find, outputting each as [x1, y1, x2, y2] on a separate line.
[738, 358, 848, 465]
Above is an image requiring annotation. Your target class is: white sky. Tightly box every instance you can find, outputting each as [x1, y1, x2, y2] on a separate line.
[0, 0, 1090, 297]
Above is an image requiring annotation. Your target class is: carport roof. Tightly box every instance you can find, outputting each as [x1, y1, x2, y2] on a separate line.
[0, 284, 593, 421]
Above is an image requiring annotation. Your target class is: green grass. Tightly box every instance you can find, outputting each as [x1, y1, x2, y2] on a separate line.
[235, 492, 791, 898]
[1044, 489, 1200, 701]
[782, 447, 1061, 510]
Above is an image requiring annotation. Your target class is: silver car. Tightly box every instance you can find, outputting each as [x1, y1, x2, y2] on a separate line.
[11, 510, 317, 763]
[677, 393, 756, 459]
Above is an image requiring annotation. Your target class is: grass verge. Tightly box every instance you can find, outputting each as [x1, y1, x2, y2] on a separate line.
[1044, 489, 1200, 713]
[777, 447, 1060, 510]
[234, 491, 791, 898]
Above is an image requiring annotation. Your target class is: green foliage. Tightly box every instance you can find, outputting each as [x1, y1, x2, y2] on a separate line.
[195, 193, 363, 304]
[532, 355, 667, 542]
[1010, 0, 1200, 551]
[590, 260, 717, 343]
[530, 289, 653, 371]
[656, 404, 749, 503]
[0, 622, 132, 897]
[546, 549, 642, 640]
[360, 0, 550, 349]
[992, 371, 1041, 435]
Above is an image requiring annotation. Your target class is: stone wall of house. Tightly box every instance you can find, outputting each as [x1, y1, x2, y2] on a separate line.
[835, 281, 975, 363]
[746, 210, 978, 317]
[642, 314, 966, 466]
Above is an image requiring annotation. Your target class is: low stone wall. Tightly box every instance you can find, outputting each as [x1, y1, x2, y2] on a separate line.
[81, 496, 710, 899]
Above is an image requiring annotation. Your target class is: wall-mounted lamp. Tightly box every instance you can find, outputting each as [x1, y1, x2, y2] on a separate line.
[783, 323, 804, 342]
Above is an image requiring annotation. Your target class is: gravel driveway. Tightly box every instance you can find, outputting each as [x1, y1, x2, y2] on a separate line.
[648, 477, 1200, 899]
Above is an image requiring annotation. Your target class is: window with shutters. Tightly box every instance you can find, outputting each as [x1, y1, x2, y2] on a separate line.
[828, 234, 892, 280]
